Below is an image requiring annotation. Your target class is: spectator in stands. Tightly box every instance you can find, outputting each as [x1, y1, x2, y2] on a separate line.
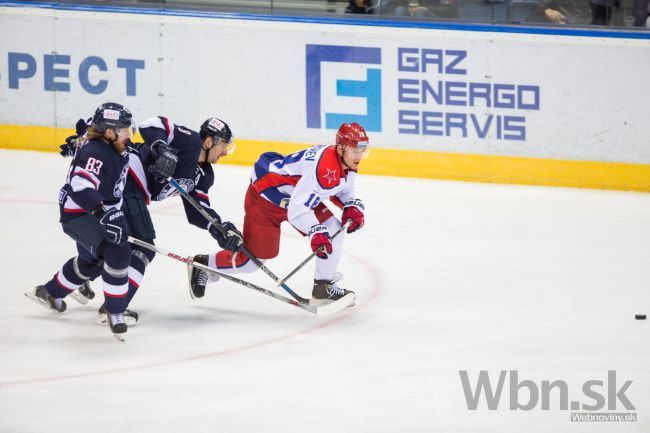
[589, 0, 619, 24]
[632, 0, 649, 26]
[527, 0, 591, 24]
[428, 0, 460, 18]
[345, 0, 377, 13]
[394, 0, 436, 16]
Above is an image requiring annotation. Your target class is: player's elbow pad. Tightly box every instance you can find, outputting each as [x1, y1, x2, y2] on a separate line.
[71, 188, 104, 214]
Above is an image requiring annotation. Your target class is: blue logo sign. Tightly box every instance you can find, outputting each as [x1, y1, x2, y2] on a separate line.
[6, 52, 144, 95]
[306, 44, 382, 132]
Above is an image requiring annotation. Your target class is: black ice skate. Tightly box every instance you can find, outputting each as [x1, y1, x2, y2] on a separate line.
[25, 285, 67, 313]
[310, 279, 356, 307]
[107, 312, 127, 341]
[97, 304, 138, 326]
[68, 281, 96, 305]
[187, 254, 214, 299]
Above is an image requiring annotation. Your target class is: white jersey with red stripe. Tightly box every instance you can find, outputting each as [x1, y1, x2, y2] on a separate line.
[251, 145, 358, 234]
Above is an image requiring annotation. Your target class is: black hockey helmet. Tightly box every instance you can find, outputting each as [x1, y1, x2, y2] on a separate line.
[92, 102, 133, 133]
[200, 117, 232, 143]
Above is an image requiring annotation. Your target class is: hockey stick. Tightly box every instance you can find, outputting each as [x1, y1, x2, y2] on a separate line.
[166, 177, 310, 304]
[276, 219, 351, 287]
[127, 236, 355, 316]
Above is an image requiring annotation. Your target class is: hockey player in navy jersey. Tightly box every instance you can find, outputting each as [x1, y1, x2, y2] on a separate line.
[61, 115, 244, 321]
[187, 123, 368, 304]
[26, 102, 135, 340]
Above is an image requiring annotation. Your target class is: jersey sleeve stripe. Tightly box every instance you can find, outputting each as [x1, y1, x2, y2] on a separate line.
[253, 173, 301, 193]
[127, 155, 151, 204]
[139, 117, 165, 130]
[70, 174, 98, 192]
[72, 168, 100, 188]
[162, 116, 175, 144]
[329, 196, 345, 210]
[139, 116, 175, 145]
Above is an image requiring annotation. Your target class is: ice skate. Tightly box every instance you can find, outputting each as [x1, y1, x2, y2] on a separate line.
[187, 254, 215, 299]
[25, 285, 67, 313]
[97, 304, 138, 326]
[69, 281, 96, 305]
[107, 312, 127, 341]
[310, 279, 356, 307]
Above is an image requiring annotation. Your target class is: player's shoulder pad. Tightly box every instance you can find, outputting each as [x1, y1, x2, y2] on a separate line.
[78, 139, 108, 158]
[139, 116, 173, 134]
[315, 146, 343, 190]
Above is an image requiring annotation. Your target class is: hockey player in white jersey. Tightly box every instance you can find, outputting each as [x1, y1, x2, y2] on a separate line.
[188, 122, 368, 305]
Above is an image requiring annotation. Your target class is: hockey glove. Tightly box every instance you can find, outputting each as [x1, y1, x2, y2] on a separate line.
[149, 140, 179, 183]
[75, 118, 90, 136]
[209, 221, 244, 252]
[309, 225, 332, 259]
[342, 199, 365, 233]
[95, 207, 128, 247]
[59, 135, 79, 157]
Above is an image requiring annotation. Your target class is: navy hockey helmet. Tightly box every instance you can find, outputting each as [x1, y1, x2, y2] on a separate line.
[92, 102, 133, 133]
[200, 117, 232, 143]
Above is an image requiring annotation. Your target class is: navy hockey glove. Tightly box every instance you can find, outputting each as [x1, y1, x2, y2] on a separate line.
[75, 118, 90, 136]
[309, 225, 332, 259]
[342, 199, 365, 233]
[59, 135, 78, 157]
[208, 221, 244, 252]
[149, 140, 179, 183]
[95, 208, 128, 247]
[59, 119, 91, 157]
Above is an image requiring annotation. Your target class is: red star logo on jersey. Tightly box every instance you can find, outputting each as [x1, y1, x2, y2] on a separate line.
[323, 168, 338, 186]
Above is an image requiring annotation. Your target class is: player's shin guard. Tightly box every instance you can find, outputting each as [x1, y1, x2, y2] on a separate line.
[314, 217, 345, 281]
[44, 257, 89, 299]
[76, 255, 103, 281]
[211, 250, 258, 274]
[67, 255, 102, 304]
[126, 246, 155, 304]
[101, 244, 130, 314]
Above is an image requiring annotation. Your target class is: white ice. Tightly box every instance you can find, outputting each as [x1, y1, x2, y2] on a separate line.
[0, 149, 648, 433]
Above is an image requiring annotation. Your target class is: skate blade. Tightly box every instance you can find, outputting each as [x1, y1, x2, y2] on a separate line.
[112, 332, 126, 342]
[24, 291, 49, 309]
[309, 293, 356, 307]
[311, 292, 356, 315]
[24, 291, 65, 313]
[68, 290, 90, 305]
[96, 313, 138, 327]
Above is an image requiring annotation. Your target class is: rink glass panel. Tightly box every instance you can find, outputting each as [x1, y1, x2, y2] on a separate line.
[48, 0, 649, 30]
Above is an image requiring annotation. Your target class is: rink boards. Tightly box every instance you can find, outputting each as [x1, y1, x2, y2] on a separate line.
[0, 2, 649, 191]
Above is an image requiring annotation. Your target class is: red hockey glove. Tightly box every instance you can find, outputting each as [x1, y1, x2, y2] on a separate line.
[342, 199, 365, 233]
[309, 225, 332, 259]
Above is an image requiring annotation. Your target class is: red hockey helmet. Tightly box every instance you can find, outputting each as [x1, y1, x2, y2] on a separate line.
[336, 122, 369, 149]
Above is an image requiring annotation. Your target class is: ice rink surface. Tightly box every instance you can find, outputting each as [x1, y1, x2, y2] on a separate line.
[0, 149, 648, 433]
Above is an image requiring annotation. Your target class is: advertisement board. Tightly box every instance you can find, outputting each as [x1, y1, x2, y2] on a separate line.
[1, 5, 649, 189]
